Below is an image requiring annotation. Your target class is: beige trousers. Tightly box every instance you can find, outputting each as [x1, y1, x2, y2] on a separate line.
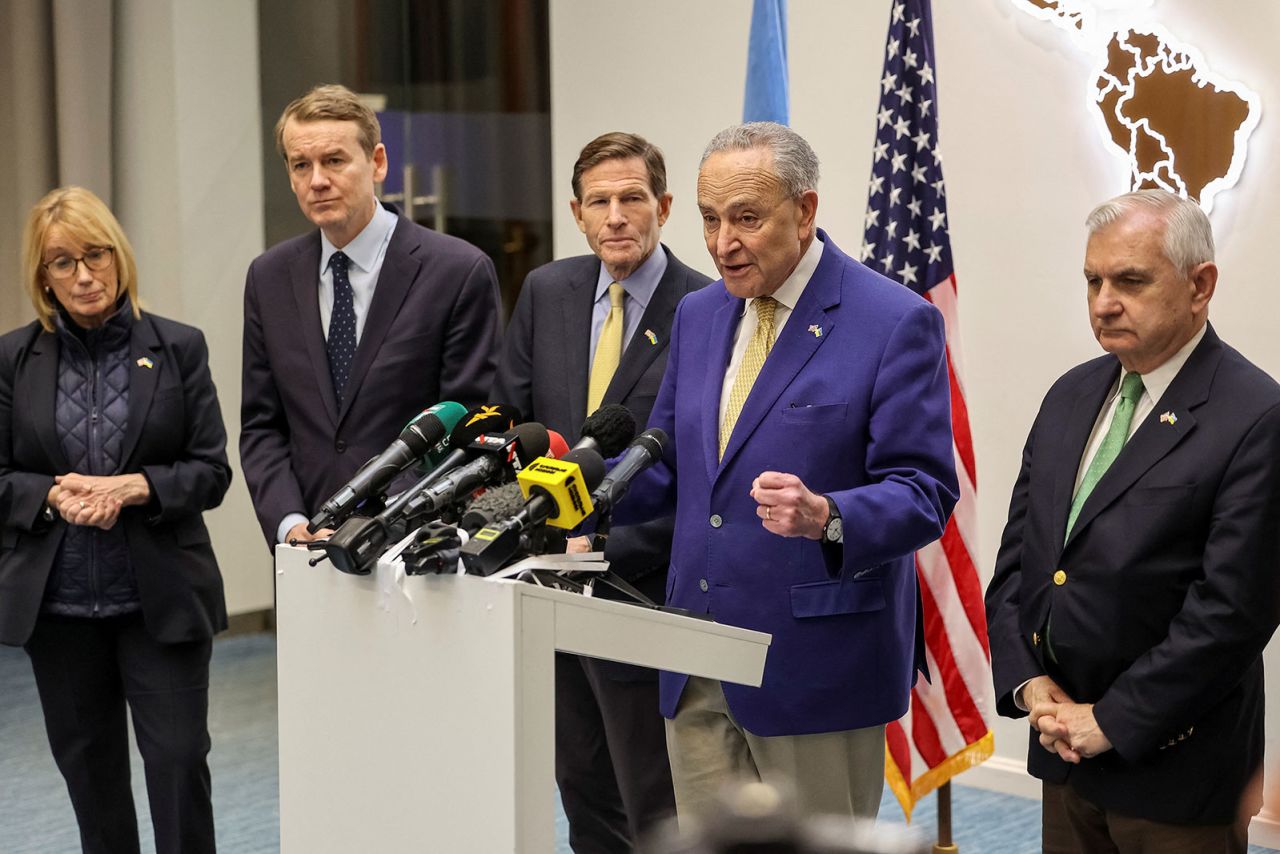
[664, 675, 886, 824]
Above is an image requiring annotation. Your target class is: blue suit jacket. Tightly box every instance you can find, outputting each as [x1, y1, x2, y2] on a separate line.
[617, 232, 958, 736]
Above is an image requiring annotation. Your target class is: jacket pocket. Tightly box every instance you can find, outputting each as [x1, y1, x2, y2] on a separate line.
[779, 402, 848, 424]
[790, 577, 885, 618]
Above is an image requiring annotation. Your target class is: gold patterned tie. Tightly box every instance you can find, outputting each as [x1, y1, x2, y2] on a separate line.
[719, 296, 778, 459]
[587, 283, 625, 414]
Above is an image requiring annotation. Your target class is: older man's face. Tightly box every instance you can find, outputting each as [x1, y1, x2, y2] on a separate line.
[570, 156, 671, 282]
[697, 147, 816, 299]
[1084, 207, 1215, 374]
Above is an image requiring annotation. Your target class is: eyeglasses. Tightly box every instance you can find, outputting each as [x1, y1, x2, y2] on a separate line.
[42, 246, 115, 281]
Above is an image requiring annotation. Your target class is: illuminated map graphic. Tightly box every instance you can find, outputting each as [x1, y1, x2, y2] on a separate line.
[1012, 0, 1260, 212]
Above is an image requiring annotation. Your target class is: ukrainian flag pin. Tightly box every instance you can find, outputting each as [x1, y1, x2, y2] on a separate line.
[1159, 411, 1177, 425]
[807, 324, 823, 338]
[137, 357, 154, 369]
[644, 329, 658, 345]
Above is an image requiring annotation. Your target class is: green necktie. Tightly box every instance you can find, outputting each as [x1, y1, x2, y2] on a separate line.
[1065, 371, 1145, 539]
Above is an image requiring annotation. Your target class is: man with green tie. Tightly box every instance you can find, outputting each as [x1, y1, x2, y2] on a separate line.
[986, 189, 1280, 852]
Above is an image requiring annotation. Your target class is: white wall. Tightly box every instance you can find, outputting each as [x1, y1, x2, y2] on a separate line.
[116, 0, 273, 615]
[552, 0, 1280, 838]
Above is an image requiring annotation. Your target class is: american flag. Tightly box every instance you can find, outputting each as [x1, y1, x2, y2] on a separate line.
[860, 0, 995, 818]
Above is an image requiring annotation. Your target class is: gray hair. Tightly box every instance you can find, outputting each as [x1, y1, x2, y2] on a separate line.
[1085, 189, 1214, 275]
[700, 122, 820, 198]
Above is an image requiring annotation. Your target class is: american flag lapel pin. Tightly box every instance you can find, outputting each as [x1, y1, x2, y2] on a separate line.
[136, 357, 154, 369]
[644, 329, 658, 345]
[1159, 411, 1177, 425]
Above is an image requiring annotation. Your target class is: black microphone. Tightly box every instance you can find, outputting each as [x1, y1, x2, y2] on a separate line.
[574, 404, 636, 458]
[316, 405, 523, 574]
[460, 448, 606, 576]
[591, 429, 669, 515]
[307, 402, 464, 533]
[397, 422, 550, 522]
[374, 403, 521, 528]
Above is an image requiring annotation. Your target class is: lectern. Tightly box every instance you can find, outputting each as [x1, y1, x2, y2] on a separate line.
[275, 546, 771, 852]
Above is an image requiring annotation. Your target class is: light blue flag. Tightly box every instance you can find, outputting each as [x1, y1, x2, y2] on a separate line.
[743, 0, 789, 125]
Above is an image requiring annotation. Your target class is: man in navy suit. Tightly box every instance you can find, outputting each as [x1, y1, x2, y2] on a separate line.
[493, 132, 709, 852]
[986, 190, 1280, 852]
[240, 84, 501, 548]
[612, 122, 958, 822]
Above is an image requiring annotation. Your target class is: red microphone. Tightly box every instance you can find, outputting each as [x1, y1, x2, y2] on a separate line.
[547, 430, 570, 460]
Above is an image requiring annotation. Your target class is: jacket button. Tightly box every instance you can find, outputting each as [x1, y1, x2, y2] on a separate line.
[1053, 569, 1067, 586]
[699, 578, 709, 592]
[335, 439, 347, 453]
[710, 514, 722, 528]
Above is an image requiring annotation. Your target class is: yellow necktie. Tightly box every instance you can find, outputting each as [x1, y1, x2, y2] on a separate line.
[587, 283, 625, 414]
[719, 296, 778, 459]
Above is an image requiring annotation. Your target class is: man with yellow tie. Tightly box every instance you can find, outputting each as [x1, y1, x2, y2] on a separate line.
[606, 122, 958, 823]
[492, 131, 709, 852]
[986, 190, 1280, 851]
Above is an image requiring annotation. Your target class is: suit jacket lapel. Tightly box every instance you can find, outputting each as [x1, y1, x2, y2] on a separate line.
[1065, 329, 1219, 546]
[119, 315, 162, 468]
[340, 216, 417, 424]
[717, 247, 840, 473]
[289, 232, 338, 426]
[560, 259, 596, 430]
[27, 331, 70, 472]
[604, 255, 683, 406]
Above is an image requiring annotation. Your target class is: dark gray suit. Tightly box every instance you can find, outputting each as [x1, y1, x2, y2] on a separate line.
[492, 245, 709, 851]
[241, 205, 502, 546]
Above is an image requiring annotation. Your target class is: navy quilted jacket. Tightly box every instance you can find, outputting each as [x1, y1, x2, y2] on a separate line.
[41, 301, 137, 617]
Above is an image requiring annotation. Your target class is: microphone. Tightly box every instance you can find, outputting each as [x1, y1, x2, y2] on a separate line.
[318, 406, 524, 575]
[591, 428, 669, 516]
[460, 448, 606, 576]
[393, 422, 550, 523]
[547, 430, 570, 460]
[376, 403, 521, 527]
[307, 401, 466, 533]
[459, 482, 527, 534]
[575, 404, 636, 458]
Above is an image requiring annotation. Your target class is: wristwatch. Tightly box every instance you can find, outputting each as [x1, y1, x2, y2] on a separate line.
[820, 496, 843, 545]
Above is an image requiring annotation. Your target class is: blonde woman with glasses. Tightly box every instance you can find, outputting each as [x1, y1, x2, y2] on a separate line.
[0, 186, 230, 854]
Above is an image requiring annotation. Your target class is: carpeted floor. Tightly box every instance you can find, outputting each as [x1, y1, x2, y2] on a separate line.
[0, 634, 1273, 853]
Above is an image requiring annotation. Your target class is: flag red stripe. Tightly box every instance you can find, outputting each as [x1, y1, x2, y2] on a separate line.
[939, 521, 990, 656]
[920, 566, 990, 745]
[946, 349, 978, 488]
[909, 683, 948, 768]
[886, 719, 912, 781]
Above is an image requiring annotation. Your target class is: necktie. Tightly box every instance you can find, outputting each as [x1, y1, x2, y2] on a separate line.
[327, 251, 357, 408]
[719, 296, 778, 459]
[1065, 371, 1145, 538]
[587, 283, 625, 414]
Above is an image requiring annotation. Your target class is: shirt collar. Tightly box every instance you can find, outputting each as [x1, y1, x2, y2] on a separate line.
[1124, 322, 1207, 407]
[320, 203, 398, 274]
[594, 244, 668, 310]
[743, 232, 824, 315]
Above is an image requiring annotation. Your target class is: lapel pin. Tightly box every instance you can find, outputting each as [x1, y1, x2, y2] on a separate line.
[644, 329, 658, 345]
[136, 357, 154, 369]
[807, 324, 823, 338]
[1159, 411, 1177, 425]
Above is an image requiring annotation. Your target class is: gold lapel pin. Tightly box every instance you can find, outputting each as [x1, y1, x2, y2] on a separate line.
[136, 357, 154, 369]
[1159, 411, 1177, 425]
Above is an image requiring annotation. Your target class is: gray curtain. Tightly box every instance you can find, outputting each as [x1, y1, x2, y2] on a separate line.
[0, 0, 114, 331]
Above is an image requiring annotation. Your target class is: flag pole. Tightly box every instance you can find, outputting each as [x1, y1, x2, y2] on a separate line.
[933, 781, 958, 853]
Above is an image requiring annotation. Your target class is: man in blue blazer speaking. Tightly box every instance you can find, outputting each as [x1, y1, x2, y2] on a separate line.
[611, 122, 958, 822]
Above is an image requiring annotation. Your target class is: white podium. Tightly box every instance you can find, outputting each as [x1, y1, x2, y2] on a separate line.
[274, 546, 771, 853]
